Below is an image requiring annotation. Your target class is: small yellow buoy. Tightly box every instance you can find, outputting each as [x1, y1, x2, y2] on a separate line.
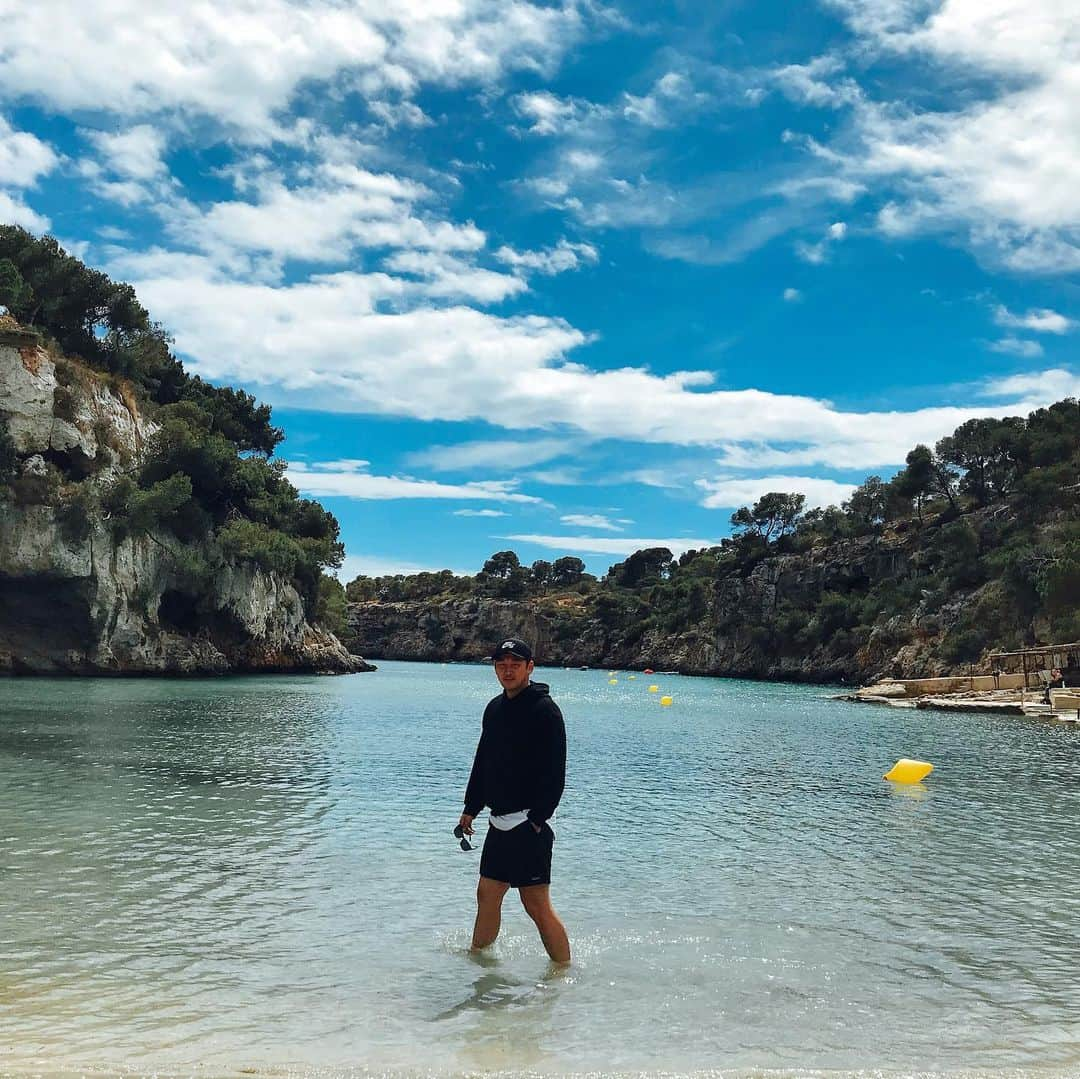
[608, 678, 618, 685]
[628, 675, 636, 680]
[660, 696, 673, 706]
[648, 685, 659, 693]
[884, 758, 933, 784]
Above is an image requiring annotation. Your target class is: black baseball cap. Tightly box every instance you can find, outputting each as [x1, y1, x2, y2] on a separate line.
[492, 637, 533, 661]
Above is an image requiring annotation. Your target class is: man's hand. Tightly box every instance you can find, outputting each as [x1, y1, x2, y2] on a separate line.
[458, 813, 475, 836]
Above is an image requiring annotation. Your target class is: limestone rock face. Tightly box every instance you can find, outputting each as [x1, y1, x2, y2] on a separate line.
[0, 328, 147, 478]
[0, 333, 371, 675]
[346, 598, 555, 663]
[346, 523, 982, 684]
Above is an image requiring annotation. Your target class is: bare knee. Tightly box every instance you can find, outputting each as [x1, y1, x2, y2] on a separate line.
[519, 885, 554, 923]
[477, 877, 510, 908]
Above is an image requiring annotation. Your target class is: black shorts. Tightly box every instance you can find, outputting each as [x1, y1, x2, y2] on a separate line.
[479, 820, 554, 888]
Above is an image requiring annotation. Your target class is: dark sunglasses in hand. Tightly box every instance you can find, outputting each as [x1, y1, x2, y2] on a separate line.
[453, 824, 474, 851]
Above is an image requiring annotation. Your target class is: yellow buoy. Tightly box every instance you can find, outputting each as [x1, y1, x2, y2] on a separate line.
[628, 675, 636, 680]
[660, 696, 673, 706]
[648, 685, 659, 693]
[608, 678, 618, 685]
[884, 758, 934, 784]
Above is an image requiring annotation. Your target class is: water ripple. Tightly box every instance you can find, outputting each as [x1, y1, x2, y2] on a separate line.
[1, 666, 1078, 1076]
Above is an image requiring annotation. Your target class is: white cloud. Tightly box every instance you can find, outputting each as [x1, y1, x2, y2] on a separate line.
[783, 287, 802, 302]
[404, 437, 572, 472]
[494, 239, 599, 275]
[336, 553, 471, 580]
[368, 99, 433, 129]
[286, 460, 544, 503]
[982, 368, 1080, 403]
[796, 220, 847, 263]
[514, 90, 589, 135]
[560, 513, 623, 531]
[112, 243, 1080, 474]
[453, 508, 508, 517]
[694, 474, 858, 511]
[78, 126, 175, 206]
[565, 148, 605, 174]
[805, 0, 1080, 272]
[621, 72, 710, 128]
[0, 115, 58, 187]
[773, 55, 862, 108]
[993, 305, 1074, 334]
[168, 169, 484, 265]
[503, 533, 719, 558]
[310, 458, 370, 472]
[383, 250, 526, 303]
[0, 1, 586, 135]
[85, 125, 168, 180]
[0, 115, 56, 235]
[97, 225, 132, 241]
[988, 337, 1044, 358]
[0, 189, 49, 231]
[531, 468, 585, 486]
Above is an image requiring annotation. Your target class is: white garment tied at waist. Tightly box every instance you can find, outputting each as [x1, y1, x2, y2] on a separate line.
[489, 809, 555, 834]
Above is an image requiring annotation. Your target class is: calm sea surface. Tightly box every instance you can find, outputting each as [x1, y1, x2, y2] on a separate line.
[1, 661, 1078, 1079]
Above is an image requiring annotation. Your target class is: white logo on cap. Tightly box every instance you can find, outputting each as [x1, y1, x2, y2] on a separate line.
[502, 640, 515, 650]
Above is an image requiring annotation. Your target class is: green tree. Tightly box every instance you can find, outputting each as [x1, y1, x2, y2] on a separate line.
[482, 550, 521, 579]
[0, 258, 31, 311]
[0, 419, 17, 492]
[217, 518, 303, 576]
[530, 559, 554, 591]
[937, 418, 1003, 504]
[894, 445, 936, 522]
[478, 550, 529, 598]
[844, 476, 889, 530]
[315, 574, 349, 637]
[346, 576, 378, 602]
[608, 547, 674, 588]
[730, 492, 806, 541]
[1036, 524, 1080, 618]
[551, 555, 586, 586]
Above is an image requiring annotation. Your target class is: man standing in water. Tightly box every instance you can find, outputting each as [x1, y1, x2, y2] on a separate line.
[457, 637, 570, 963]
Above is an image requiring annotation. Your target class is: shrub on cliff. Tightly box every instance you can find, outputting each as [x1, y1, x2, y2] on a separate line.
[0, 257, 31, 311]
[0, 419, 16, 495]
[217, 519, 304, 577]
[56, 483, 100, 544]
[0, 227, 282, 454]
[316, 576, 350, 638]
[0, 230, 343, 618]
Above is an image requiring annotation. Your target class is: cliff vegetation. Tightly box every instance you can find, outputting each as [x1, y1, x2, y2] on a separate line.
[0, 227, 362, 673]
[344, 404, 1080, 681]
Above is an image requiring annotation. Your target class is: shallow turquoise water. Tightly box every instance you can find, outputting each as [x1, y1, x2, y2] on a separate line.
[1, 661, 1078, 1078]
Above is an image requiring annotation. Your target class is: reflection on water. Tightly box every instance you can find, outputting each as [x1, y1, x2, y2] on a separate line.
[1, 664, 1079, 1078]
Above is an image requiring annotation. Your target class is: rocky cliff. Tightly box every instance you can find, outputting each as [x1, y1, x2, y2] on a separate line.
[0, 323, 372, 675]
[344, 526, 992, 683]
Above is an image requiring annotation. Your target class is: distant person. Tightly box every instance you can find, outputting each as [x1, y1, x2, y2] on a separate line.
[1043, 668, 1064, 704]
[456, 637, 570, 964]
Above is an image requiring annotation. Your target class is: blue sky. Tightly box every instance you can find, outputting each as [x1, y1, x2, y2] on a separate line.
[3, 0, 1079, 578]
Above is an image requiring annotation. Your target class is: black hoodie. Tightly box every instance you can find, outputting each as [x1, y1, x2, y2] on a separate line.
[463, 681, 566, 826]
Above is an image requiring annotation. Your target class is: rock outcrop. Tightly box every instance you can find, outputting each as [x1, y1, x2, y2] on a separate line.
[0, 325, 372, 675]
[347, 598, 558, 664]
[344, 526, 982, 683]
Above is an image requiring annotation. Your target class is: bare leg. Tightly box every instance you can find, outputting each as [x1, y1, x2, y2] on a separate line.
[471, 876, 510, 951]
[519, 884, 571, 963]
